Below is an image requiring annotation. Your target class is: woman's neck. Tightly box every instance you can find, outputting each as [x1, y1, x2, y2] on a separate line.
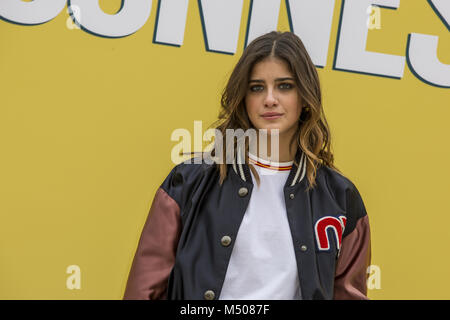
[250, 132, 297, 163]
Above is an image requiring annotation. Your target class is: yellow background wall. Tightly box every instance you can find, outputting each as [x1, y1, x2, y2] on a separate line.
[1, 0, 449, 299]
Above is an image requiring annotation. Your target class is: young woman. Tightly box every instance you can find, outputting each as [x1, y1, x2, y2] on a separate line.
[123, 31, 371, 300]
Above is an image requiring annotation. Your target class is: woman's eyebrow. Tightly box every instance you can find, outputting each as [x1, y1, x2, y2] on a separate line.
[248, 77, 295, 83]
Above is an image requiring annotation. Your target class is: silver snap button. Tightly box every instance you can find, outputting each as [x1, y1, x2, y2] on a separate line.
[289, 193, 295, 199]
[238, 187, 248, 197]
[204, 290, 215, 300]
[221, 235, 232, 247]
[300, 245, 307, 252]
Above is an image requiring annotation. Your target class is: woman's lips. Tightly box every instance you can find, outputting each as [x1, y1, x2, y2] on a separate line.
[261, 113, 283, 120]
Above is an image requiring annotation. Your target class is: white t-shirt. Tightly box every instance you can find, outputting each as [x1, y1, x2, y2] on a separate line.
[219, 153, 302, 300]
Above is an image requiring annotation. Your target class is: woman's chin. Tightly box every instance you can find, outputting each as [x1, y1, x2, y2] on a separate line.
[256, 127, 283, 135]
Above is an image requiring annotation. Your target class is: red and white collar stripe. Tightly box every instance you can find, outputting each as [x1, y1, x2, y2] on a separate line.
[232, 148, 306, 186]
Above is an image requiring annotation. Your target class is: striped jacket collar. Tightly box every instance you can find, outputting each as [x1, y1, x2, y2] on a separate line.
[231, 147, 307, 187]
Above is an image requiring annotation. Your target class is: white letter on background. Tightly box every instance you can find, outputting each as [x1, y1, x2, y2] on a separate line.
[367, 265, 381, 289]
[171, 129, 191, 164]
[286, 0, 336, 67]
[198, 0, 244, 54]
[407, 0, 450, 88]
[245, 0, 336, 67]
[66, 265, 81, 290]
[0, 0, 66, 25]
[244, 0, 281, 48]
[154, 0, 189, 46]
[68, 0, 152, 38]
[334, 0, 405, 78]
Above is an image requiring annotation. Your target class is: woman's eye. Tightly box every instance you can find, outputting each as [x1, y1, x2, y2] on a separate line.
[279, 83, 293, 90]
[249, 83, 294, 92]
[250, 85, 263, 92]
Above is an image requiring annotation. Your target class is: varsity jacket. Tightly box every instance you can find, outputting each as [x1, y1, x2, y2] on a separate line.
[123, 148, 371, 300]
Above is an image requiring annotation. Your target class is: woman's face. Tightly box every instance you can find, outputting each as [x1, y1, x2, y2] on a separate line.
[245, 57, 302, 139]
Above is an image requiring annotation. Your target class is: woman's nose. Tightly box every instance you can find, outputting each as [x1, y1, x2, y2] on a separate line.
[264, 88, 278, 107]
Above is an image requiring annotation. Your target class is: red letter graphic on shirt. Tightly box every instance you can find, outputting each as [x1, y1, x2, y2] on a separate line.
[314, 215, 347, 251]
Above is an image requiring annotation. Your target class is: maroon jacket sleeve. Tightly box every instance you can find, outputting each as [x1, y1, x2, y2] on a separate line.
[123, 187, 181, 300]
[333, 188, 372, 300]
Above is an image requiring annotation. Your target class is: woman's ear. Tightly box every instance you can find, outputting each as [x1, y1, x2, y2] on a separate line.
[299, 105, 309, 122]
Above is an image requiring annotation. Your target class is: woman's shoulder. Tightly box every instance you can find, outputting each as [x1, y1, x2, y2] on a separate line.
[160, 156, 215, 191]
[171, 156, 216, 181]
[158, 156, 217, 209]
[317, 164, 359, 193]
[317, 164, 368, 225]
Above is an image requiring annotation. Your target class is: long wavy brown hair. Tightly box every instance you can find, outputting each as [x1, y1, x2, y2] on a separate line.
[191, 31, 340, 190]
